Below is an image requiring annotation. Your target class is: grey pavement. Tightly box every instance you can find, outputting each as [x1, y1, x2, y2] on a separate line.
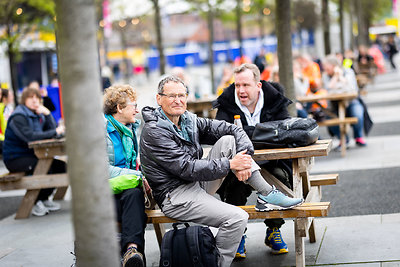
[1, 66, 400, 266]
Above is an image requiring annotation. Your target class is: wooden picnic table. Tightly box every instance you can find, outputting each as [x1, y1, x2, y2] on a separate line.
[145, 140, 335, 267]
[253, 139, 333, 267]
[12, 138, 68, 219]
[187, 98, 216, 118]
[297, 92, 358, 156]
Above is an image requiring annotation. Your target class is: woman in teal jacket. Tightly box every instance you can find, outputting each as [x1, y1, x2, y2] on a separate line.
[103, 84, 147, 267]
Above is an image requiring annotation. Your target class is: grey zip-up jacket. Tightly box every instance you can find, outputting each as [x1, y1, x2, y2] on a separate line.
[140, 106, 253, 206]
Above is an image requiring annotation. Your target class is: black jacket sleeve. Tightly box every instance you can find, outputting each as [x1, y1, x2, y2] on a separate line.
[141, 124, 231, 182]
[8, 114, 57, 143]
[43, 96, 56, 112]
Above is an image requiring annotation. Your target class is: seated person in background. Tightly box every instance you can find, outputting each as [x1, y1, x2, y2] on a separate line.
[0, 89, 8, 152]
[356, 45, 376, 77]
[140, 75, 303, 267]
[2, 87, 65, 216]
[304, 80, 329, 122]
[213, 63, 298, 257]
[28, 80, 56, 112]
[103, 84, 147, 267]
[270, 63, 309, 118]
[322, 55, 367, 147]
[216, 60, 235, 96]
[295, 53, 322, 91]
[0, 88, 14, 121]
[292, 60, 310, 118]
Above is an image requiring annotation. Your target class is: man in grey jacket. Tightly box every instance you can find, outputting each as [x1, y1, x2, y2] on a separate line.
[140, 75, 303, 267]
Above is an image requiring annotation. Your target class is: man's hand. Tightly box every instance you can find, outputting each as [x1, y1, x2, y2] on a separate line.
[229, 150, 252, 171]
[56, 125, 65, 136]
[35, 105, 50, 116]
[234, 169, 252, 182]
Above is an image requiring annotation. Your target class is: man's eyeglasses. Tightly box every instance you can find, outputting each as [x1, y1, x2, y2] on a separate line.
[126, 102, 138, 109]
[159, 93, 188, 100]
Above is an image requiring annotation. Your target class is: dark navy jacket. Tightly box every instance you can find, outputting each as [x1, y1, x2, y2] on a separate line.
[3, 105, 57, 162]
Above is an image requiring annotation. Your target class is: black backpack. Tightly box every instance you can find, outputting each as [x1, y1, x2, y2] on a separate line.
[159, 223, 219, 267]
[251, 117, 319, 149]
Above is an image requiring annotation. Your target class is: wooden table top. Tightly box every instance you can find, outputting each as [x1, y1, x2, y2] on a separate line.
[252, 139, 332, 161]
[297, 92, 358, 102]
[28, 138, 66, 149]
[187, 97, 215, 103]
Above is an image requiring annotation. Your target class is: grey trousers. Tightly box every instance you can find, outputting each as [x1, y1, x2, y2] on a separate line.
[161, 135, 262, 267]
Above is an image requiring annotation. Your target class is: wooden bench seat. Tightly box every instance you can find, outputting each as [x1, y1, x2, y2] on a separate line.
[146, 202, 330, 224]
[317, 117, 358, 127]
[145, 202, 330, 249]
[0, 172, 25, 182]
[0, 173, 68, 191]
[0, 173, 69, 219]
[310, 174, 339, 186]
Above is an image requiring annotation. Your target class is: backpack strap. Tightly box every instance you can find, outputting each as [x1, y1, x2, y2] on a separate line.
[185, 226, 203, 267]
[160, 226, 176, 267]
[160, 223, 190, 267]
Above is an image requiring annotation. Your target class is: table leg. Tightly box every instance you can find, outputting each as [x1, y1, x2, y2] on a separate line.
[53, 186, 69, 200]
[292, 159, 302, 198]
[338, 101, 347, 157]
[295, 218, 306, 267]
[33, 158, 53, 175]
[154, 223, 166, 249]
[15, 189, 40, 219]
[309, 219, 316, 243]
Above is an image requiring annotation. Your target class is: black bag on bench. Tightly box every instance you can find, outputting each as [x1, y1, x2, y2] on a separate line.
[160, 222, 219, 267]
[251, 117, 319, 149]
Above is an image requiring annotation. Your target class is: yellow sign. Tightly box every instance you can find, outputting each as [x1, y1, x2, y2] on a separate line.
[39, 32, 56, 42]
[385, 18, 399, 35]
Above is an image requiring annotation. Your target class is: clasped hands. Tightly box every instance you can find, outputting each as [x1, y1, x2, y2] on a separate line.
[229, 150, 252, 182]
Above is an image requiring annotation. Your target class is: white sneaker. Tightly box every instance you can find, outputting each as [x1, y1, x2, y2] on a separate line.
[32, 200, 49, 216]
[43, 200, 61, 211]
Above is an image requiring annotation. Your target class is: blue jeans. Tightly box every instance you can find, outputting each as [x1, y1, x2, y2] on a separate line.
[329, 99, 364, 139]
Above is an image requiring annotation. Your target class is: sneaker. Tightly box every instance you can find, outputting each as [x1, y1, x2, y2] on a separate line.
[355, 137, 367, 147]
[235, 235, 246, 259]
[32, 200, 49, 216]
[265, 227, 289, 254]
[43, 200, 61, 211]
[122, 246, 144, 267]
[255, 186, 303, 211]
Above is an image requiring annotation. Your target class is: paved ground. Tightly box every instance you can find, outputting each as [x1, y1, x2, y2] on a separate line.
[1, 58, 400, 266]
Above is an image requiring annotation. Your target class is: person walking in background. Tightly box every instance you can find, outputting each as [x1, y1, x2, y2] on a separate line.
[385, 35, 398, 70]
[253, 48, 267, 74]
[2, 87, 65, 216]
[103, 84, 147, 267]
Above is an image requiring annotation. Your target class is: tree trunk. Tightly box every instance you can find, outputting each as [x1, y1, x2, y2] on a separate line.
[276, 0, 296, 116]
[8, 49, 19, 106]
[153, 0, 165, 75]
[120, 29, 130, 83]
[322, 0, 331, 55]
[207, 3, 215, 94]
[258, 9, 265, 40]
[236, 0, 243, 58]
[55, 0, 120, 266]
[339, 0, 345, 54]
[356, 0, 368, 46]
[349, 0, 356, 49]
